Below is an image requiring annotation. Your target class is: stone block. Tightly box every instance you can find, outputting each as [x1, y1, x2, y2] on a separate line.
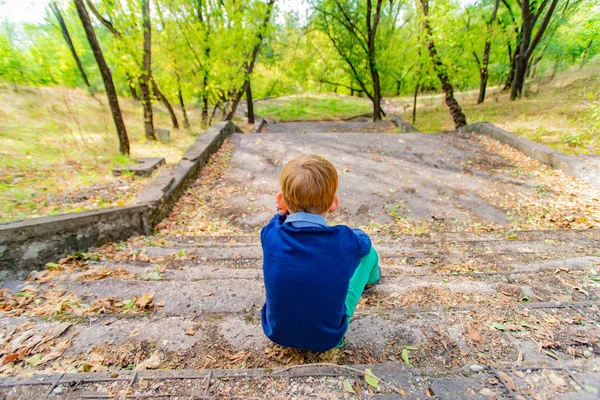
[0, 205, 151, 280]
[113, 157, 165, 177]
[1, 120, 241, 279]
[156, 128, 170, 142]
[461, 122, 600, 191]
[136, 169, 175, 205]
[251, 118, 267, 133]
[389, 115, 420, 133]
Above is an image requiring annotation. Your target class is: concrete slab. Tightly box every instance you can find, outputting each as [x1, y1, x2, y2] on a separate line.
[112, 157, 165, 177]
[209, 131, 558, 232]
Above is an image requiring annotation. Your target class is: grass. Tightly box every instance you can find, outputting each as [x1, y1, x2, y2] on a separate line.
[0, 83, 201, 223]
[392, 65, 600, 155]
[255, 93, 372, 121]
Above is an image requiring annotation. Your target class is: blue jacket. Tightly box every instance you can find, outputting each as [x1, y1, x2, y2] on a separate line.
[260, 212, 371, 351]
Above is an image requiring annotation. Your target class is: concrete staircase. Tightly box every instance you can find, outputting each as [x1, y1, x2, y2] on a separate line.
[1, 230, 600, 398]
[1, 122, 600, 398]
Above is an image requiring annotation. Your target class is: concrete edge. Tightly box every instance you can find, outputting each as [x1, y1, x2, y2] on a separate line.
[250, 118, 267, 133]
[389, 115, 420, 133]
[112, 157, 165, 177]
[134, 120, 239, 226]
[0, 121, 240, 279]
[460, 122, 600, 191]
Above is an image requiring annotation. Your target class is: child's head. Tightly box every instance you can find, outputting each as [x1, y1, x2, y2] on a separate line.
[277, 154, 340, 215]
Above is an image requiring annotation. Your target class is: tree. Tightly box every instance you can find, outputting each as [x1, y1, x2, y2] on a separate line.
[223, 0, 275, 121]
[312, 0, 387, 121]
[73, 0, 129, 155]
[139, 0, 155, 139]
[49, 2, 93, 92]
[85, 0, 179, 133]
[418, 0, 467, 128]
[469, 0, 500, 103]
[510, 0, 560, 99]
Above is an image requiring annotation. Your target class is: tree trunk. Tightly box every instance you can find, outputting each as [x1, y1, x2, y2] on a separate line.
[580, 39, 593, 68]
[201, 94, 209, 126]
[127, 76, 139, 100]
[419, 0, 467, 129]
[176, 73, 190, 129]
[246, 78, 254, 124]
[73, 0, 129, 155]
[140, 0, 155, 140]
[366, 0, 384, 122]
[477, 0, 499, 104]
[511, 16, 532, 100]
[151, 79, 179, 129]
[510, 0, 559, 100]
[478, 67, 489, 104]
[412, 82, 419, 125]
[504, 43, 516, 90]
[50, 2, 92, 92]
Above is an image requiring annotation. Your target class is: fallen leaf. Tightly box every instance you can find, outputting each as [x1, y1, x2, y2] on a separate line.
[134, 352, 161, 370]
[364, 368, 379, 388]
[9, 330, 35, 352]
[25, 353, 41, 366]
[401, 348, 410, 365]
[491, 322, 505, 331]
[548, 373, 567, 388]
[39, 339, 70, 365]
[103, 318, 117, 325]
[2, 353, 19, 365]
[343, 378, 355, 394]
[123, 299, 134, 310]
[185, 327, 196, 336]
[204, 292, 214, 297]
[135, 294, 154, 309]
[497, 371, 517, 391]
[49, 322, 72, 339]
[466, 322, 482, 343]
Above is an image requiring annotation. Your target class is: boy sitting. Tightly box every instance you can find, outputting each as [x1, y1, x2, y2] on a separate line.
[261, 154, 381, 352]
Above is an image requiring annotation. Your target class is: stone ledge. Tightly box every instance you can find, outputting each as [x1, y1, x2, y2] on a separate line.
[0, 122, 240, 280]
[112, 157, 165, 177]
[461, 122, 600, 191]
[250, 118, 267, 133]
[0, 205, 151, 280]
[389, 115, 420, 133]
[138, 121, 240, 226]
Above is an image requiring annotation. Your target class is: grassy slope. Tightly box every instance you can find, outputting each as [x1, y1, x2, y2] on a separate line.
[0, 84, 200, 222]
[255, 93, 372, 121]
[393, 66, 600, 155]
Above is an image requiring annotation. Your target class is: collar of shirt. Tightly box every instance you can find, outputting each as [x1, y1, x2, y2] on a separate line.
[283, 212, 328, 228]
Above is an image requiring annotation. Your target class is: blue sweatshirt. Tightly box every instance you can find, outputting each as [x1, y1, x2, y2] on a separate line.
[260, 212, 371, 352]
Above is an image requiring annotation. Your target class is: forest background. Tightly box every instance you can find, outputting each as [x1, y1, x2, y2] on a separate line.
[0, 0, 599, 222]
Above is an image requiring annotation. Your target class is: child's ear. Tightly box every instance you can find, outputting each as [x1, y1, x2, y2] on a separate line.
[276, 192, 288, 212]
[327, 195, 340, 214]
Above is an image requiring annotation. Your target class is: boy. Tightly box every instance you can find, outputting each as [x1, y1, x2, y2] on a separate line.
[261, 154, 381, 352]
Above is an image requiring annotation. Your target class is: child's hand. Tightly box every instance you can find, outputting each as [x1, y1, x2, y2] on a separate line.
[277, 208, 289, 217]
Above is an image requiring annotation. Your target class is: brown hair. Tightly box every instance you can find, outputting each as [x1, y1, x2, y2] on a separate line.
[279, 154, 338, 214]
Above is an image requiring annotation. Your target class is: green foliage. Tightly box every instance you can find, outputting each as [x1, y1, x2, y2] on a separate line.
[255, 94, 372, 121]
[1, 0, 597, 102]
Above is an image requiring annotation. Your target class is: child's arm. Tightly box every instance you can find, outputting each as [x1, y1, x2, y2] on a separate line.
[351, 228, 372, 258]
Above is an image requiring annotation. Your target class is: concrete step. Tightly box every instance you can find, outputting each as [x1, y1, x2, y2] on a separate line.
[130, 241, 596, 261]
[1, 297, 598, 384]
[4, 263, 599, 317]
[154, 229, 600, 246]
[30, 255, 600, 283]
[5, 359, 598, 399]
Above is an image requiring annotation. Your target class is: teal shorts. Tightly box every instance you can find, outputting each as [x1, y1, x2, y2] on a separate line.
[335, 247, 380, 348]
